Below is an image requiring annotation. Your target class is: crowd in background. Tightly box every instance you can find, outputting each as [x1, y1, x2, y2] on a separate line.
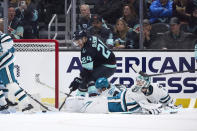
[6, 0, 39, 39]
[77, 0, 197, 49]
[0, 0, 197, 49]
[1, 0, 64, 39]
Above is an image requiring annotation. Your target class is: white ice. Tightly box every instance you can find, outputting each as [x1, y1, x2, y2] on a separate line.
[0, 109, 197, 131]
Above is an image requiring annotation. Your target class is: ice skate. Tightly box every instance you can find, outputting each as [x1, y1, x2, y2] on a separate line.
[22, 104, 34, 113]
[0, 104, 10, 114]
[5, 98, 18, 107]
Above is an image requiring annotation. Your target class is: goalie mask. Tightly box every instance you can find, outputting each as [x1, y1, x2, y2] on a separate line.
[132, 75, 151, 92]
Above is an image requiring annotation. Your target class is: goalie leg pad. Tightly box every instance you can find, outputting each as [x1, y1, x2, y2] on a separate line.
[6, 83, 27, 102]
[14, 88, 27, 102]
[6, 82, 33, 111]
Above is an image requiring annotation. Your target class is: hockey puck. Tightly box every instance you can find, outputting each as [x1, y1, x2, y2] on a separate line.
[42, 110, 47, 113]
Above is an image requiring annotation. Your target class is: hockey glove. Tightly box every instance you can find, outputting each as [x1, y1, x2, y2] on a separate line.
[69, 77, 82, 91]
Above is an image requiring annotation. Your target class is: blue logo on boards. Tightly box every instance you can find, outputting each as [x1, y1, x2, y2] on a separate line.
[66, 57, 197, 93]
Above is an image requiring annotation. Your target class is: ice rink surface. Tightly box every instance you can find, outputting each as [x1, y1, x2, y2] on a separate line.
[0, 109, 197, 131]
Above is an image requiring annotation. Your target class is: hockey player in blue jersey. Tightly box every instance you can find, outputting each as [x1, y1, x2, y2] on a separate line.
[70, 30, 116, 97]
[0, 20, 33, 113]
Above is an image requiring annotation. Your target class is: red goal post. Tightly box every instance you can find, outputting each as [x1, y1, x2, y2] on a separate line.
[13, 39, 59, 108]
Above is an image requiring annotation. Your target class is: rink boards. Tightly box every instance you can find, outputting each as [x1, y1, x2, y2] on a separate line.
[14, 50, 197, 108]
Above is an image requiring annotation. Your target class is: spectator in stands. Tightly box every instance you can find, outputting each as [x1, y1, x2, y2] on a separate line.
[94, 0, 124, 25]
[15, 1, 27, 21]
[187, 7, 197, 35]
[142, 19, 158, 49]
[113, 18, 133, 49]
[172, 0, 196, 22]
[125, 23, 140, 49]
[77, 4, 92, 31]
[124, 0, 148, 18]
[120, 4, 139, 28]
[149, 0, 173, 24]
[0, 3, 3, 18]
[26, 0, 39, 38]
[180, 7, 197, 35]
[8, 6, 24, 39]
[9, 0, 19, 7]
[15, 0, 39, 38]
[22, 9, 37, 39]
[160, 17, 197, 49]
[125, 19, 159, 49]
[37, 0, 53, 27]
[193, 0, 197, 6]
[146, 0, 155, 9]
[87, 15, 113, 47]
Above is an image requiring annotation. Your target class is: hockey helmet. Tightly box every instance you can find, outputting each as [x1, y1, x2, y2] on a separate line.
[132, 75, 151, 92]
[95, 77, 109, 89]
[136, 75, 151, 88]
[73, 30, 87, 40]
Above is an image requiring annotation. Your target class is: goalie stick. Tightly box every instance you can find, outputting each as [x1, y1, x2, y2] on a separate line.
[59, 89, 73, 111]
[35, 74, 72, 97]
[19, 86, 55, 112]
[131, 63, 197, 77]
[147, 69, 197, 77]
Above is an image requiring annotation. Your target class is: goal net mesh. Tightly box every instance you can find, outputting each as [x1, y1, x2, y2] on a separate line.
[13, 39, 59, 110]
[14, 43, 55, 52]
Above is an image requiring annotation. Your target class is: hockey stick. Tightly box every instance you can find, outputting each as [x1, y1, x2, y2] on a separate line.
[147, 69, 197, 77]
[131, 64, 149, 77]
[59, 88, 73, 111]
[20, 87, 54, 112]
[35, 74, 72, 96]
[131, 63, 197, 77]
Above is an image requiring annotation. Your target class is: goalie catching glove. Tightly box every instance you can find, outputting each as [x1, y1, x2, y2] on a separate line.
[69, 77, 83, 91]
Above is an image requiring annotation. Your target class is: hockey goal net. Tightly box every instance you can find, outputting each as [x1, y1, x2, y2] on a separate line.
[13, 39, 59, 109]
